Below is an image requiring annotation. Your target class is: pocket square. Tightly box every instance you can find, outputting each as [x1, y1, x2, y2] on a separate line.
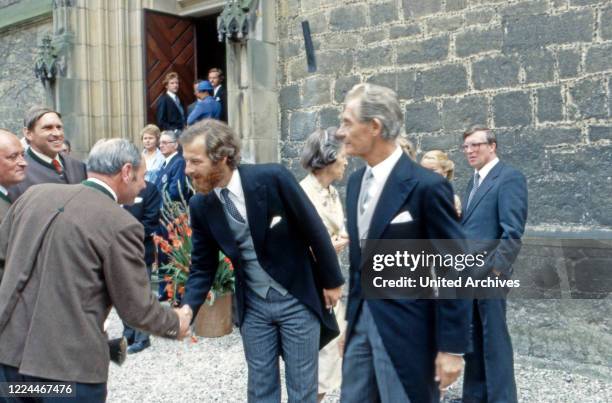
[390, 210, 413, 224]
[133, 197, 143, 204]
[269, 216, 282, 228]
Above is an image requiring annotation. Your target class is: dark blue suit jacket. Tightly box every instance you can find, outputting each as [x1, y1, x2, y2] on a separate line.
[154, 154, 190, 202]
[156, 93, 185, 131]
[124, 181, 161, 266]
[182, 164, 345, 347]
[345, 153, 472, 403]
[461, 161, 528, 278]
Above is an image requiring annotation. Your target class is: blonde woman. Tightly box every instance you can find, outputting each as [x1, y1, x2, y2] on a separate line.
[420, 150, 462, 218]
[140, 124, 165, 183]
[300, 127, 348, 402]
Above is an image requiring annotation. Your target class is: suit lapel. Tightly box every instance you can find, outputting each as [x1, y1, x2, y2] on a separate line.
[367, 155, 417, 240]
[238, 166, 267, 253]
[203, 194, 241, 264]
[463, 161, 504, 222]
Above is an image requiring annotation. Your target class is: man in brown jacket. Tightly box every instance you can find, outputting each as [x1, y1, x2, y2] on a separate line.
[0, 138, 190, 401]
[0, 130, 27, 222]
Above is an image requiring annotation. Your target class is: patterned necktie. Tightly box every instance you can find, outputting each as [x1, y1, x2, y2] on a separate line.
[359, 170, 374, 215]
[221, 188, 245, 224]
[466, 172, 481, 210]
[51, 159, 63, 175]
[173, 95, 184, 119]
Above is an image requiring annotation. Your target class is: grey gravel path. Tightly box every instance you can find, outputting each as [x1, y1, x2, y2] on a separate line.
[106, 309, 611, 403]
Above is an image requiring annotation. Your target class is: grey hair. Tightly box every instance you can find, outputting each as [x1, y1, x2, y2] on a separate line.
[24, 105, 61, 131]
[87, 138, 141, 175]
[300, 127, 342, 172]
[160, 130, 178, 142]
[344, 83, 403, 140]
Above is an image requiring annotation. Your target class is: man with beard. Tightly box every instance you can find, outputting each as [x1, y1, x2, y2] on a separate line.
[8, 106, 87, 202]
[179, 119, 344, 402]
[0, 130, 27, 222]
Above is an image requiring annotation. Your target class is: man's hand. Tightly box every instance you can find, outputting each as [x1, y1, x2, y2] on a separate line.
[332, 236, 349, 253]
[175, 305, 193, 340]
[434, 352, 464, 398]
[323, 286, 342, 311]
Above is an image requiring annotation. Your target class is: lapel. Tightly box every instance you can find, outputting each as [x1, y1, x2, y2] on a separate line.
[59, 154, 75, 183]
[366, 154, 418, 240]
[238, 165, 268, 254]
[462, 161, 504, 222]
[27, 147, 57, 173]
[0, 192, 10, 204]
[202, 194, 241, 264]
[346, 167, 364, 246]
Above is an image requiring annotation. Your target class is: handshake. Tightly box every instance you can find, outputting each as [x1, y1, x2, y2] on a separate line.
[174, 304, 193, 340]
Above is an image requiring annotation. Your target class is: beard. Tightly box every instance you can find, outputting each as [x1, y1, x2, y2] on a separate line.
[191, 162, 225, 194]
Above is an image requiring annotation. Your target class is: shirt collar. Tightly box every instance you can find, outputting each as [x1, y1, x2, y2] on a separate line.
[30, 146, 62, 166]
[368, 145, 403, 183]
[214, 169, 243, 202]
[0, 185, 7, 197]
[475, 157, 500, 182]
[166, 91, 177, 100]
[164, 152, 178, 165]
[86, 178, 118, 202]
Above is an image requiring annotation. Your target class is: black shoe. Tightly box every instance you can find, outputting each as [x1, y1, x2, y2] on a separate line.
[109, 337, 128, 366]
[127, 340, 151, 354]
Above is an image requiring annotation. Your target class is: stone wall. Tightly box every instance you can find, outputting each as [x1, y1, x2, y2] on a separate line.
[0, 17, 51, 135]
[277, 0, 612, 232]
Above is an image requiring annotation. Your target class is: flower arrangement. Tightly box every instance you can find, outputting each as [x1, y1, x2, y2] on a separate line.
[153, 188, 235, 305]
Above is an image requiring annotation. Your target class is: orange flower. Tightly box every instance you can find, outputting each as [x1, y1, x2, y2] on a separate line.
[178, 285, 185, 295]
[190, 335, 198, 344]
[172, 239, 183, 249]
[164, 275, 172, 282]
[166, 223, 174, 232]
[185, 227, 192, 237]
[206, 291, 212, 301]
[174, 218, 181, 225]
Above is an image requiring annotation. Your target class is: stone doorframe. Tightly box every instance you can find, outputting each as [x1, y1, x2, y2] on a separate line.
[57, 0, 279, 162]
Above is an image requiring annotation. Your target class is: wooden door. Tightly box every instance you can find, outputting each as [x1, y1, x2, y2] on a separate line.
[144, 10, 196, 125]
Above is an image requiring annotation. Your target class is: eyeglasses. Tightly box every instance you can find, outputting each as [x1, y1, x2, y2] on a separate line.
[159, 141, 176, 145]
[461, 142, 489, 152]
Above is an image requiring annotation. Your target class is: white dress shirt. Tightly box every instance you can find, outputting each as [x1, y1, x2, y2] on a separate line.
[0, 185, 7, 197]
[475, 157, 500, 182]
[86, 177, 118, 202]
[30, 147, 63, 168]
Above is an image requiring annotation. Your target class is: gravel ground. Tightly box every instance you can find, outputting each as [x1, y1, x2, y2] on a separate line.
[106, 309, 611, 403]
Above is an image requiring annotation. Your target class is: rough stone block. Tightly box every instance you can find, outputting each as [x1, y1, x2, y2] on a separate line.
[465, 9, 495, 25]
[319, 106, 341, 128]
[334, 75, 360, 103]
[418, 64, 468, 97]
[501, 0, 548, 17]
[389, 24, 421, 39]
[537, 86, 564, 122]
[569, 0, 600, 5]
[446, 0, 468, 12]
[441, 96, 489, 131]
[330, 5, 367, 31]
[589, 126, 612, 141]
[502, 10, 593, 52]
[529, 127, 581, 147]
[367, 72, 398, 92]
[370, 1, 398, 26]
[569, 79, 607, 119]
[420, 132, 462, 152]
[279, 40, 302, 59]
[397, 70, 417, 100]
[557, 49, 581, 78]
[288, 56, 309, 81]
[362, 28, 388, 45]
[405, 101, 442, 133]
[402, 0, 442, 18]
[602, 5, 612, 40]
[494, 91, 532, 127]
[397, 35, 449, 65]
[302, 77, 331, 107]
[280, 112, 290, 140]
[585, 44, 612, 73]
[472, 56, 520, 90]
[356, 45, 393, 69]
[279, 84, 300, 111]
[455, 27, 503, 57]
[426, 15, 464, 33]
[290, 110, 317, 141]
[317, 50, 354, 75]
[521, 50, 556, 83]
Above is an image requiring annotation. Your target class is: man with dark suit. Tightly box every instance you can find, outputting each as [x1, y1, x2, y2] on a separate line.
[122, 181, 162, 354]
[154, 130, 189, 202]
[460, 126, 527, 403]
[208, 67, 227, 122]
[0, 139, 190, 402]
[337, 83, 472, 403]
[178, 119, 344, 402]
[156, 71, 185, 131]
[0, 130, 27, 222]
[8, 106, 87, 202]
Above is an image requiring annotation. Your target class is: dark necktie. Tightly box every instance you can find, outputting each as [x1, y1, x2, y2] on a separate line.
[221, 188, 245, 224]
[466, 172, 481, 210]
[51, 159, 63, 175]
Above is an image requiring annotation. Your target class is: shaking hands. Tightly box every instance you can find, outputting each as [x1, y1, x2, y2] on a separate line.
[174, 305, 193, 340]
